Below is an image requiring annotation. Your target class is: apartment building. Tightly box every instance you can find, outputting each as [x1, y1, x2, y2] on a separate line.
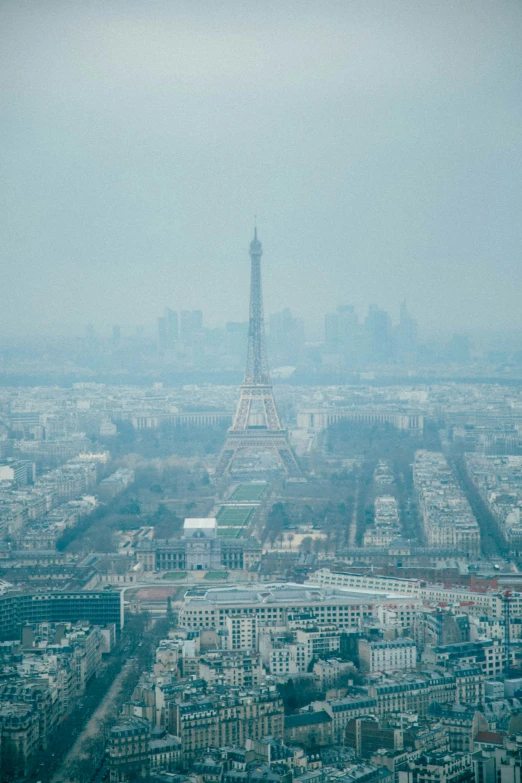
[366, 672, 458, 717]
[453, 665, 485, 705]
[109, 716, 151, 783]
[423, 640, 510, 679]
[198, 651, 264, 688]
[436, 704, 488, 752]
[359, 638, 417, 673]
[269, 647, 299, 676]
[170, 685, 284, 760]
[312, 696, 378, 744]
[0, 702, 40, 779]
[398, 752, 474, 783]
[225, 615, 258, 650]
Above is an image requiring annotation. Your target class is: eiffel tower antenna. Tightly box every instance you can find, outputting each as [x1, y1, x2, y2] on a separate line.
[215, 229, 301, 477]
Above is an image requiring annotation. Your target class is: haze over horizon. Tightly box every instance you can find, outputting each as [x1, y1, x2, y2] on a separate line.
[1, 0, 522, 337]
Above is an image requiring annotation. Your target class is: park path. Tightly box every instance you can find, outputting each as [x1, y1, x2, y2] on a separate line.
[348, 479, 359, 547]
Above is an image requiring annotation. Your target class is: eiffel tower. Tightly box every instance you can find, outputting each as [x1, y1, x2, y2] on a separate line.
[215, 229, 301, 477]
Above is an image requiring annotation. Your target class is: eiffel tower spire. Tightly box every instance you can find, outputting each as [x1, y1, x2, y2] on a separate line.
[244, 227, 270, 385]
[215, 230, 301, 476]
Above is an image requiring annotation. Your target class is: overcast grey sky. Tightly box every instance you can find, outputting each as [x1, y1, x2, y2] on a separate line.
[1, 0, 521, 336]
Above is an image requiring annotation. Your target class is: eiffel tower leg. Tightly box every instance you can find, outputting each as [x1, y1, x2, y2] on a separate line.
[276, 444, 302, 477]
[232, 393, 251, 430]
[263, 391, 282, 430]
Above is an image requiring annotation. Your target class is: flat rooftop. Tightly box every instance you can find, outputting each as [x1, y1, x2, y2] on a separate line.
[183, 518, 217, 529]
[181, 582, 419, 607]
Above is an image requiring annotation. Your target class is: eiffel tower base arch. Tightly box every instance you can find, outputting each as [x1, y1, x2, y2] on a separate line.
[215, 429, 301, 477]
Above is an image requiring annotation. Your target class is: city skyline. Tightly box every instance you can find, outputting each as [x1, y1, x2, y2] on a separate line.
[3, 3, 522, 781]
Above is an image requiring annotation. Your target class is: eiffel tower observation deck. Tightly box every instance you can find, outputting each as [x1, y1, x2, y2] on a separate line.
[215, 230, 301, 477]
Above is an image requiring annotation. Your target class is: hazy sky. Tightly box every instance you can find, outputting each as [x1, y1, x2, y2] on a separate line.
[1, 0, 522, 336]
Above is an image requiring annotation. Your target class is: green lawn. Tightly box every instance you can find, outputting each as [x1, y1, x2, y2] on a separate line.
[217, 527, 241, 539]
[162, 571, 187, 580]
[230, 483, 267, 502]
[217, 506, 254, 527]
[205, 570, 229, 580]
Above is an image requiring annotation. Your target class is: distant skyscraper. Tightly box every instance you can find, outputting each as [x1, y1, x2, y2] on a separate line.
[180, 310, 203, 345]
[268, 308, 304, 365]
[226, 321, 248, 364]
[157, 315, 168, 349]
[158, 307, 179, 350]
[364, 305, 393, 362]
[337, 305, 359, 362]
[324, 311, 339, 346]
[324, 305, 359, 364]
[396, 301, 418, 358]
[165, 308, 179, 342]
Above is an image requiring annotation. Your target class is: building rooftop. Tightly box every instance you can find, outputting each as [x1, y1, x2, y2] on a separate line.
[184, 518, 217, 530]
[474, 731, 505, 746]
[182, 582, 414, 608]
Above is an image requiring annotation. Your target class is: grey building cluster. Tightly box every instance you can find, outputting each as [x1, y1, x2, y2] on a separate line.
[0, 455, 98, 541]
[0, 620, 114, 778]
[0, 454, 132, 549]
[363, 463, 402, 548]
[103, 563, 522, 783]
[465, 455, 522, 552]
[414, 451, 480, 554]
